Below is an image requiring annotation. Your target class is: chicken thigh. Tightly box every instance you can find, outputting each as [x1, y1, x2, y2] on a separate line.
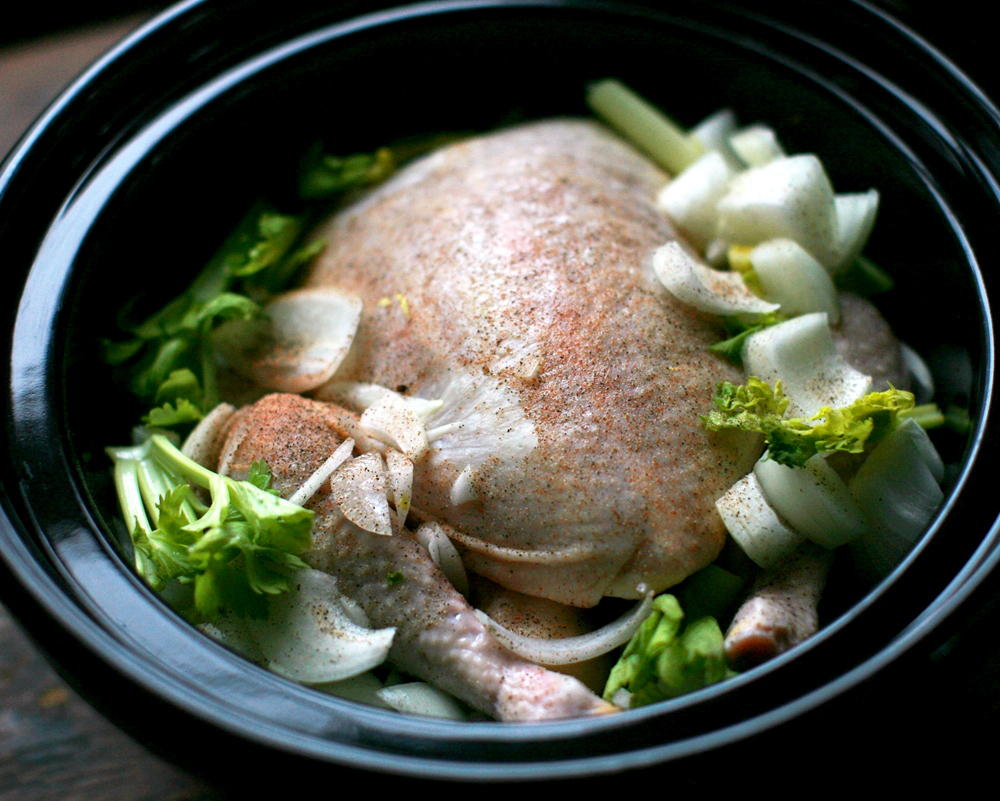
[306, 118, 759, 607]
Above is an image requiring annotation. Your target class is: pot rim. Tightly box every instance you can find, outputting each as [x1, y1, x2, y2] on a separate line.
[2, 0, 999, 781]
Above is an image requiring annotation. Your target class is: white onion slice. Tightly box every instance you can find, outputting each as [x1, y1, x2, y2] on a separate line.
[716, 472, 806, 568]
[690, 107, 738, 152]
[330, 452, 392, 536]
[415, 521, 469, 597]
[219, 568, 395, 684]
[181, 402, 236, 467]
[384, 449, 413, 532]
[750, 238, 840, 323]
[475, 590, 654, 665]
[449, 464, 479, 506]
[833, 189, 879, 271]
[652, 241, 779, 316]
[610, 688, 633, 710]
[288, 438, 355, 507]
[742, 313, 872, 418]
[360, 392, 430, 462]
[320, 381, 444, 420]
[729, 124, 785, 167]
[690, 109, 743, 172]
[316, 381, 388, 410]
[198, 619, 265, 664]
[655, 151, 737, 249]
[848, 421, 944, 579]
[704, 237, 730, 267]
[313, 672, 393, 709]
[376, 682, 468, 720]
[896, 417, 945, 484]
[716, 154, 839, 266]
[213, 287, 362, 393]
[850, 418, 944, 535]
[419, 369, 538, 471]
[755, 453, 867, 549]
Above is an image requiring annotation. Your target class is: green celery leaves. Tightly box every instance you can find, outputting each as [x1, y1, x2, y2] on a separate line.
[105, 141, 404, 428]
[299, 145, 396, 200]
[701, 376, 917, 467]
[109, 435, 313, 621]
[604, 594, 731, 707]
[103, 206, 312, 423]
[709, 312, 785, 364]
[103, 143, 402, 617]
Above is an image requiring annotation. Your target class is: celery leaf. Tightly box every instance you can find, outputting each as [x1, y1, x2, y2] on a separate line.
[104, 204, 318, 420]
[603, 594, 730, 707]
[107, 434, 314, 621]
[709, 312, 785, 364]
[702, 377, 916, 467]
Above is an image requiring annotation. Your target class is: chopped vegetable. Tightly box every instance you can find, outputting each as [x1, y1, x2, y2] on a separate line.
[655, 150, 737, 249]
[359, 391, 431, 461]
[715, 154, 839, 267]
[475, 590, 654, 665]
[689, 107, 738, 154]
[603, 594, 731, 708]
[747, 238, 840, 323]
[834, 253, 895, 296]
[330, 452, 393, 537]
[376, 682, 470, 720]
[716, 473, 805, 568]
[701, 376, 916, 468]
[299, 144, 395, 200]
[754, 452, 867, 548]
[414, 522, 468, 595]
[299, 135, 462, 201]
[728, 123, 785, 167]
[205, 567, 395, 684]
[677, 564, 746, 622]
[832, 189, 880, 270]
[849, 418, 945, 542]
[103, 205, 316, 421]
[212, 286, 363, 394]
[651, 240, 779, 316]
[586, 78, 704, 174]
[741, 312, 873, 417]
[107, 433, 314, 620]
[708, 312, 785, 363]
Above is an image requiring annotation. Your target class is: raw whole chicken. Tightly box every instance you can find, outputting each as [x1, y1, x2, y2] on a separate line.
[206, 119, 766, 719]
[305, 118, 761, 608]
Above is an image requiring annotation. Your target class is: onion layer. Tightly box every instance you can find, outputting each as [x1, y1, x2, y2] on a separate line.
[475, 590, 654, 665]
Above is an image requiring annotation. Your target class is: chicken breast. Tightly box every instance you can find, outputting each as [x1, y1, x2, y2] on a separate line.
[306, 118, 760, 607]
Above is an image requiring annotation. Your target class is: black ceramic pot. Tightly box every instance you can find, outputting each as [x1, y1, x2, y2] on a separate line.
[2, 0, 999, 787]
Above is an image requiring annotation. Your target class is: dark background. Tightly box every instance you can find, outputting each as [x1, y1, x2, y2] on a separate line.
[1, 1, 998, 797]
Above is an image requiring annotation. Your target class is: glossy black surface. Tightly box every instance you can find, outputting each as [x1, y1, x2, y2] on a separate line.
[2, 0, 1000, 785]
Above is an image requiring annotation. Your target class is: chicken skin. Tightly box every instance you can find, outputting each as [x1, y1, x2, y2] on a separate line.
[306, 119, 759, 607]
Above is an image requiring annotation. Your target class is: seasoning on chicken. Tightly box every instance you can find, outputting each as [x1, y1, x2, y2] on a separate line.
[306, 118, 761, 608]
